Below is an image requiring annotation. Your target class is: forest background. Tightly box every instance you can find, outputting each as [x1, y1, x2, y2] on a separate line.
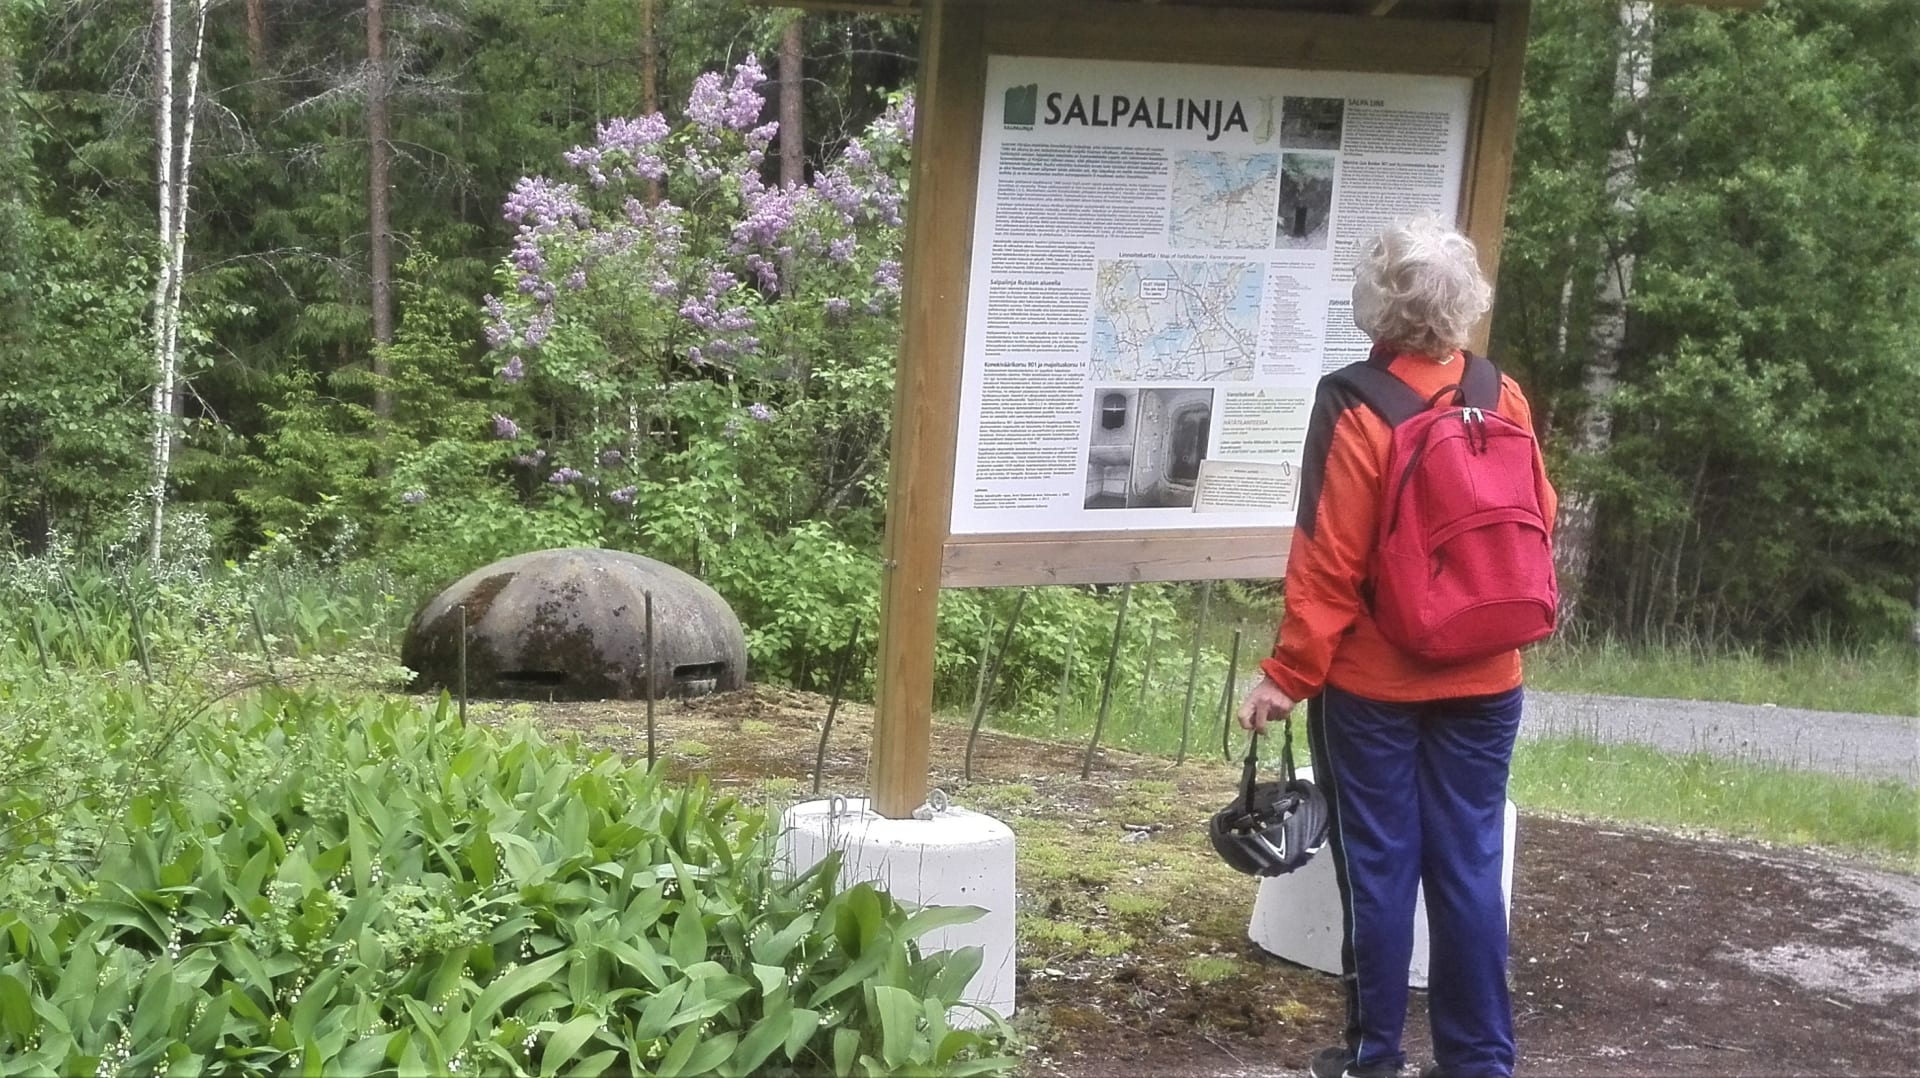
[2, 0, 1916, 711]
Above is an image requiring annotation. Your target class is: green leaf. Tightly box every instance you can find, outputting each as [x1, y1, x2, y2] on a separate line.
[668, 910, 707, 969]
[926, 946, 985, 1005]
[0, 970, 33, 1040]
[832, 1027, 861, 1077]
[900, 904, 984, 942]
[872, 985, 919, 1068]
[471, 952, 567, 1027]
[289, 967, 344, 1047]
[728, 1010, 790, 1076]
[750, 912, 814, 966]
[633, 980, 687, 1042]
[658, 1024, 736, 1078]
[129, 961, 178, 1044]
[541, 1014, 604, 1077]
[785, 1008, 821, 1060]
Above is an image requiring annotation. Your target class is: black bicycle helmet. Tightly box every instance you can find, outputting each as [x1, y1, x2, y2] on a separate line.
[1208, 719, 1329, 877]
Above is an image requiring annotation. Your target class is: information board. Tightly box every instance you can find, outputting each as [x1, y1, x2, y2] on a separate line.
[951, 56, 1473, 537]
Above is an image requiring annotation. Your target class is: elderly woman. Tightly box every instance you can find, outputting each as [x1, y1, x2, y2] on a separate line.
[1238, 214, 1555, 1078]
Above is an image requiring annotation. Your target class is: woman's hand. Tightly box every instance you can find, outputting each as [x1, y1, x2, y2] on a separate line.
[1237, 677, 1297, 733]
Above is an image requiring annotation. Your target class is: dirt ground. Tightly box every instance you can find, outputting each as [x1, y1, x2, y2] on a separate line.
[493, 686, 1920, 1078]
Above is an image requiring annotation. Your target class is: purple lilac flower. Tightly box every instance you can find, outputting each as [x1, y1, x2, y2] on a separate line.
[492, 414, 520, 440]
[745, 253, 780, 292]
[610, 485, 638, 505]
[687, 56, 768, 133]
[873, 259, 903, 292]
[734, 186, 799, 250]
[679, 298, 718, 330]
[548, 467, 583, 486]
[523, 305, 555, 347]
[687, 346, 704, 366]
[828, 236, 855, 263]
[502, 177, 587, 230]
[565, 269, 588, 291]
[401, 490, 427, 506]
[844, 140, 873, 169]
[599, 449, 624, 467]
[499, 356, 526, 383]
[651, 278, 678, 299]
[825, 297, 851, 320]
[716, 307, 754, 333]
[814, 172, 861, 222]
[748, 403, 774, 423]
[598, 114, 670, 155]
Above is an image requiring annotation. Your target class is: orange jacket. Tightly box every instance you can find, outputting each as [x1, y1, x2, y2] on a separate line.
[1260, 348, 1558, 704]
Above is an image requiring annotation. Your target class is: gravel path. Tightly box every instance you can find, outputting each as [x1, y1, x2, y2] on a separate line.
[1523, 690, 1919, 785]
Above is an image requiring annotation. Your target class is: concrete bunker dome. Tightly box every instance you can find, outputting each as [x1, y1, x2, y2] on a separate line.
[402, 547, 747, 701]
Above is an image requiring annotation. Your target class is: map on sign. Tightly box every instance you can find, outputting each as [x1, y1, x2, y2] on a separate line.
[1169, 151, 1280, 250]
[1089, 259, 1262, 382]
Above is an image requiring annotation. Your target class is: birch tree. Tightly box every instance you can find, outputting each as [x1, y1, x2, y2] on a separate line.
[147, 0, 210, 563]
[1552, 0, 1652, 626]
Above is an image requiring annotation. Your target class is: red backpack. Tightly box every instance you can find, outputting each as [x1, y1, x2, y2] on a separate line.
[1327, 353, 1558, 664]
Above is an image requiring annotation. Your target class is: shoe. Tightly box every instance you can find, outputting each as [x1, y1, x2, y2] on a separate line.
[1308, 1045, 1402, 1078]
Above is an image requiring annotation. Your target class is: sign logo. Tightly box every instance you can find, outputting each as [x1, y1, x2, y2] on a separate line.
[1003, 83, 1039, 129]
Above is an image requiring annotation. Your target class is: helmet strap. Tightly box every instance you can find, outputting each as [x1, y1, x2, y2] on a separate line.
[1241, 712, 1301, 799]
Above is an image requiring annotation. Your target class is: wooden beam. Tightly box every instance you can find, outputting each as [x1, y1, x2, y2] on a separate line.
[982, 4, 1493, 77]
[1357, 0, 1403, 16]
[943, 530, 1291, 588]
[868, 0, 988, 820]
[1456, 0, 1529, 352]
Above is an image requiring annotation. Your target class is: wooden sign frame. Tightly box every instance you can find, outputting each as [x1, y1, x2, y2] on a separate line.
[862, 0, 1530, 816]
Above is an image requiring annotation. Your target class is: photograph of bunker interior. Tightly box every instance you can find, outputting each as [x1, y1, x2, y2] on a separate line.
[402, 548, 749, 702]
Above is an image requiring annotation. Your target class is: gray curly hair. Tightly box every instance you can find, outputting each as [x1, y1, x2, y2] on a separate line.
[1350, 214, 1492, 358]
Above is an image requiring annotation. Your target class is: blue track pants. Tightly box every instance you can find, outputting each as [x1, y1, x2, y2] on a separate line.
[1307, 683, 1524, 1078]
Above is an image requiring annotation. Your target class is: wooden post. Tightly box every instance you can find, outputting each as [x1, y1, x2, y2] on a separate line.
[869, 0, 987, 820]
[1458, 0, 1531, 352]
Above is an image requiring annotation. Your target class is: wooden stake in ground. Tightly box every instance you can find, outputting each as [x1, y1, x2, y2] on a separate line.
[813, 619, 863, 795]
[1080, 582, 1132, 780]
[1219, 627, 1242, 762]
[1055, 627, 1077, 726]
[965, 589, 1028, 782]
[1137, 616, 1159, 706]
[644, 591, 656, 766]
[1177, 581, 1212, 766]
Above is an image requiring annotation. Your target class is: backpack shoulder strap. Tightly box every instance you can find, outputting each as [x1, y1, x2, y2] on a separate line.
[1325, 360, 1428, 427]
[1460, 352, 1503, 411]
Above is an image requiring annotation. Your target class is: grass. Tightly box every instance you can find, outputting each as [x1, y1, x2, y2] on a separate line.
[1511, 735, 1920, 870]
[942, 650, 1918, 867]
[1527, 635, 1919, 719]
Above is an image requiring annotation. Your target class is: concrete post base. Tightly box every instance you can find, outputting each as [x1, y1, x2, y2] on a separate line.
[779, 798, 1017, 1023]
[1246, 767, 1517, 989]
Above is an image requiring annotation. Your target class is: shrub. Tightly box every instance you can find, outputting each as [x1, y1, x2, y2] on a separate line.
[0, 685, 1015, 1076]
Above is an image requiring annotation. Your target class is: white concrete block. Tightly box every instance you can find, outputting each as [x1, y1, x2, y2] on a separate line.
[779, 798, 1017, 1023]
[1246, 767, 1517, 989]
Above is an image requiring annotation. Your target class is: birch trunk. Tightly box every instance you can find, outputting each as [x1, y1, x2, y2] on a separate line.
[146, 0, 209, 563]
[146, 0, 177, 563]
[367, 0, 394, 420]
[1553, 0, 1653, 627]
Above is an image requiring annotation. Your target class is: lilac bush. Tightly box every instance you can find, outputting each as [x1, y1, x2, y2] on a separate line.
[453, 66, 912, 664]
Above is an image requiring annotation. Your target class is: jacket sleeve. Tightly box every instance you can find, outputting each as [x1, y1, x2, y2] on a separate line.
[1259, 392, 1385, 702]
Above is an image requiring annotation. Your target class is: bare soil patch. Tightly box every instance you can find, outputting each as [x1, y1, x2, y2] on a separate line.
[489, 686, 1919, 1077]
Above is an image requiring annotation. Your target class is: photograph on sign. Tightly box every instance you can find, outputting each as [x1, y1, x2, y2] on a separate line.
[950, 56, 1472, 536]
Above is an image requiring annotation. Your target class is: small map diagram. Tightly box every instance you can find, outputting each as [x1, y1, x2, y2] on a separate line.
[1089, 259, 1262, 382]
[1169, 151, 1280, 249]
